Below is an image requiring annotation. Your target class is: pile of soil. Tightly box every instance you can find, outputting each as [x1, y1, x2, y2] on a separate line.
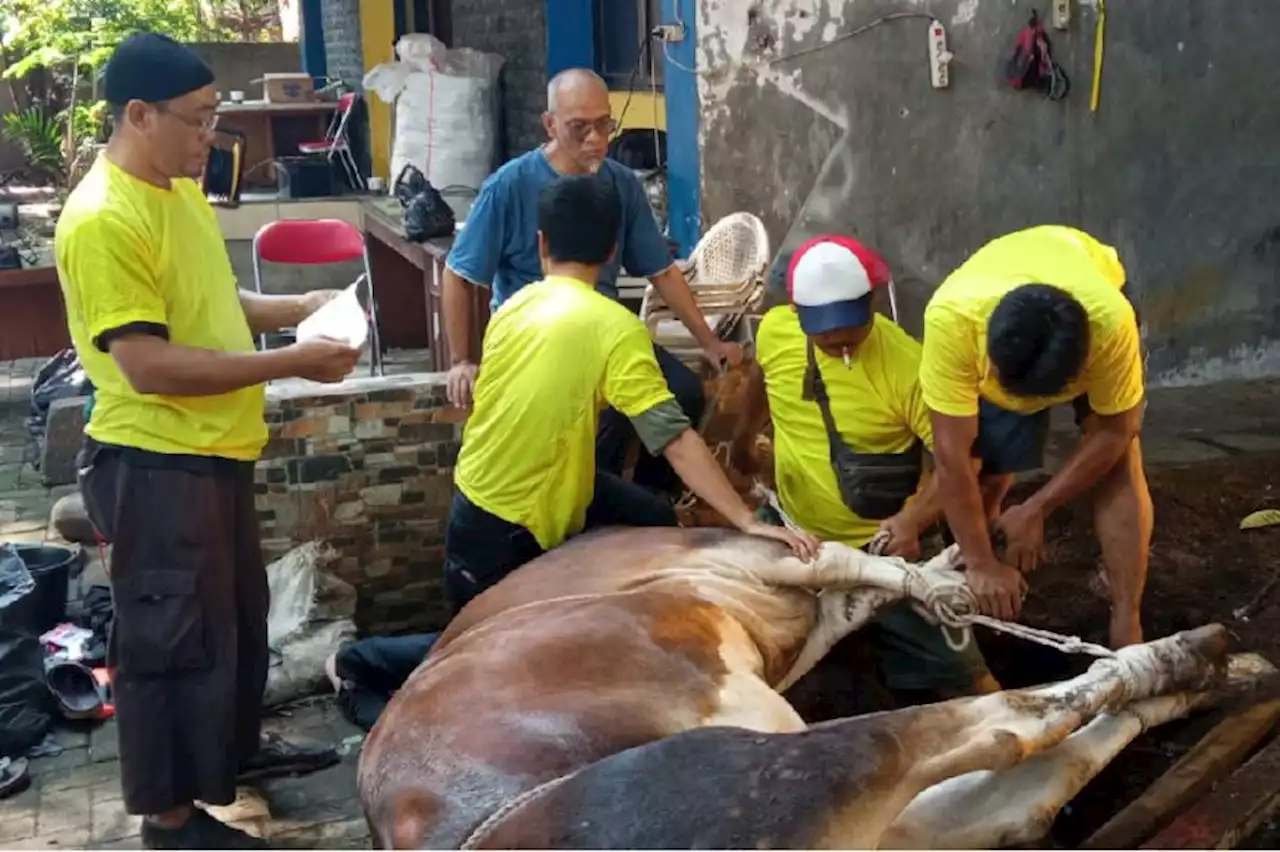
[788, 452, 1280, 848]
[986, 452, 1280, 847]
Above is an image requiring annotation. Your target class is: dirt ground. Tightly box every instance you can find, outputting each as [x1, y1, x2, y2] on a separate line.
[789, 451, 1280, 848]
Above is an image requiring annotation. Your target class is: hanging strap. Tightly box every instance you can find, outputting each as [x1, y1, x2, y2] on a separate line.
[804, 338, 852, 462]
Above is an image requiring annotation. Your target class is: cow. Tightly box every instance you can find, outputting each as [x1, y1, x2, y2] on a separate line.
[356, 527, 1238, 850]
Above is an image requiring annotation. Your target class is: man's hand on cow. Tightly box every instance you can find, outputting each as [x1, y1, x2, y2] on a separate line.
[742, 521, 822, 562]
[703, 340, 744, 372]
[965, 556, 1028, 622]
[995, 501, 1046, 574]
[446, 360, 479, 409]
[876, 513, 923, 561]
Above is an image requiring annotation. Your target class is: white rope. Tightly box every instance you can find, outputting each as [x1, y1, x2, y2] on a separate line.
[753, 483, 1116, 660]
[460, 771, 579, 850]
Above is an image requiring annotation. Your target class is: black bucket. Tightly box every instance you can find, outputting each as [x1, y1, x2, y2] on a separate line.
[8, 544, 77, 636]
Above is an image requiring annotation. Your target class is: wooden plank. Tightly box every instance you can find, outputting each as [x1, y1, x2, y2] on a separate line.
[1084, 697, 1280, 848]
[1143, 728, 1280, 849]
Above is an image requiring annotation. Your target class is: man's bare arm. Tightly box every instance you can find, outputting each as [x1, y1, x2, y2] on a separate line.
[931, 411, 997, 566]
[109, 334, 358, 397]
[238, 290, 312, 336]
[1019, 404, 1143, 518]
[649, 264, 721, 350]
[442, 267, 477, 367]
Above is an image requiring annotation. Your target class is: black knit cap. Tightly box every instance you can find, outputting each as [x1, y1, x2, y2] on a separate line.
[103, 32, 216, 105]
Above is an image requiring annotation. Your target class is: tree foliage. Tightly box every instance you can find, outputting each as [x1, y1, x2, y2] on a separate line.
[0, 0, 281, 183]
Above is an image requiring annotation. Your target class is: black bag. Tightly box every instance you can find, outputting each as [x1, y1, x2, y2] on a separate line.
[393, 164, 456, 243]
[805, 340, 924, 521]
[26, 348, 92, 469]
[0, 544, 53, 758]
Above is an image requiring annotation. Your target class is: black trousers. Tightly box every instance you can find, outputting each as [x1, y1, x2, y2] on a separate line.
[78, 439, 268, 815]
[333, 634, 436, 731]
[596, 343, 705, 495]
[443, 471, 678, 615]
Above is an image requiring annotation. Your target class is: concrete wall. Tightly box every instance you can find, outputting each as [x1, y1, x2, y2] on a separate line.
[695, 0, 1280, 387]
[191, 41, 304, 98]
[450, 0, 548, 157]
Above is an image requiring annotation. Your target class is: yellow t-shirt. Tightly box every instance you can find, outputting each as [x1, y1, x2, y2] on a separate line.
[454, 275, 675, 550]
[55, 155, 266, 461]
[757, 306, 933, 548]
[919, 225, 1143, 417]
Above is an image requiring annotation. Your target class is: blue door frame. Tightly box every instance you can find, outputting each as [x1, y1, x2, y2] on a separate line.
[658, 0, 700, 258]
[543, 0, 702, 258]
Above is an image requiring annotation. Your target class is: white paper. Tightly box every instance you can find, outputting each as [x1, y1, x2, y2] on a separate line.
[296, 279, 369, 349]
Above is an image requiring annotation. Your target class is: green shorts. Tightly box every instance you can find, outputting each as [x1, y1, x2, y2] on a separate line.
[756, 504, 989, 691]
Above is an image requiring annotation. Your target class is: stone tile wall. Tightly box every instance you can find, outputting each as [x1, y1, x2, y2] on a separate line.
[257, 374, 463, 634]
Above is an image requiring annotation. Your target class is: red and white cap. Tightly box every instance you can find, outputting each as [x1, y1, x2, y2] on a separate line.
[786, 235, 892, 334]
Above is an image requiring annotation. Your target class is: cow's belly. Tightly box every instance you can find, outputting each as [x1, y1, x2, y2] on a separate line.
[358, 586, 815, 849]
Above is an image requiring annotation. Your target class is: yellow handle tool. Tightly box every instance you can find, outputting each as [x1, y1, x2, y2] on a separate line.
[1090, 0, 1107, 113]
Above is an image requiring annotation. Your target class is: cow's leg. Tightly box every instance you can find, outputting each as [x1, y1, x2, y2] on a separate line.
[774, 547, 966, 692]
[703, 668, 808, 733]
[469, 626, 1228, 851]
[879, 691, 1208, 849]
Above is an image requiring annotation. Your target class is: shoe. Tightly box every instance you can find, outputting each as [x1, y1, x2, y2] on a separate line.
[0, 757, 30, 800]
[237, 732, 340, 783]
[141, 808, 267, 849]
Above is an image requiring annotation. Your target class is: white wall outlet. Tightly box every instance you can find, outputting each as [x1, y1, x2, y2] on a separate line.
[654, 23, 687, 43]
[1052, 0, 1071, 29]
[928, 20, 953, 89]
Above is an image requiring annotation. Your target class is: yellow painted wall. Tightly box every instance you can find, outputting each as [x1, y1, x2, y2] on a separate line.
[610, 91, 666, 133]
[359, 0, 395, 180]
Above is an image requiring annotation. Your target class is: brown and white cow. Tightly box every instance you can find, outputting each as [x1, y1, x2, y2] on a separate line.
[356, 527, 1237, 850]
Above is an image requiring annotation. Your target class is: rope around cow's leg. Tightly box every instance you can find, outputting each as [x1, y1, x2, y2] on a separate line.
[752, 482, 1116, 660]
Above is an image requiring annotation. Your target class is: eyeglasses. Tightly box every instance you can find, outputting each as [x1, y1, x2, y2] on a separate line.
[159, 106, 219, 133]
[562, 116, 618, 142]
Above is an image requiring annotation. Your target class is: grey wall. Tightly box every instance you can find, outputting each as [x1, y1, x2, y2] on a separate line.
[696, 0, 1280, 387]
[321, 0, 365, 91]
[450, 0, 548, 157]
[191, 42, 304, 98]
[226, 240, 360, 296]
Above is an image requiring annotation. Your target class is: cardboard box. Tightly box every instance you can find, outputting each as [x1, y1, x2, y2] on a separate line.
[263, 73, 315, 104]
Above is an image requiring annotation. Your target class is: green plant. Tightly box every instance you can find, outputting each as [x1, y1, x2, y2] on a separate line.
[2, 107, 63, 181]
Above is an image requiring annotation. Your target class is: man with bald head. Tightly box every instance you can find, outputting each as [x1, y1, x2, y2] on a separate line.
[444, 68, 740, 500]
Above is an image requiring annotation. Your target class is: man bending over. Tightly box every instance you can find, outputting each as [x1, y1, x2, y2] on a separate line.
[921, 226, 1149, 648]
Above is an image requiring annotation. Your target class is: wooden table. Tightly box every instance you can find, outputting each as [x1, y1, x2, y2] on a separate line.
[216, 100, 337, 188]
[0, 266, 70, 360]
[361, 198, 490, 368]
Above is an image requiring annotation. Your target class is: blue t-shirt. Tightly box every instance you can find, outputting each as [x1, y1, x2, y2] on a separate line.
[445, 148, 673, 310]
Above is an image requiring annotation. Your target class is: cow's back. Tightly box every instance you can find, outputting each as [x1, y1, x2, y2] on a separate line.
[359, 585, 758, 848]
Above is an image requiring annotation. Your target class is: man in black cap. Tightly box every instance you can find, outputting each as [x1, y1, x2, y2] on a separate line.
[55, 32, 362, 849]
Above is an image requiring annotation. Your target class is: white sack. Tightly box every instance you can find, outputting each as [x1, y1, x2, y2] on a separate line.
[263, 541, 358, 708]
[363, 33, 504, 218]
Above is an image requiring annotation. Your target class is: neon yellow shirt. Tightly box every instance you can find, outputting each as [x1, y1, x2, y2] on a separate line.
[55, 155, 267, 460]
[454, 274, 674, 549]
[757, 306, 933, 547]
[919, 225, 1142, 418]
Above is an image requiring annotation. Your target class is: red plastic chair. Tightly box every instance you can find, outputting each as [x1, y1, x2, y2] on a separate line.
[298, 92, 365, 192]
[251, 218, 383, 376]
